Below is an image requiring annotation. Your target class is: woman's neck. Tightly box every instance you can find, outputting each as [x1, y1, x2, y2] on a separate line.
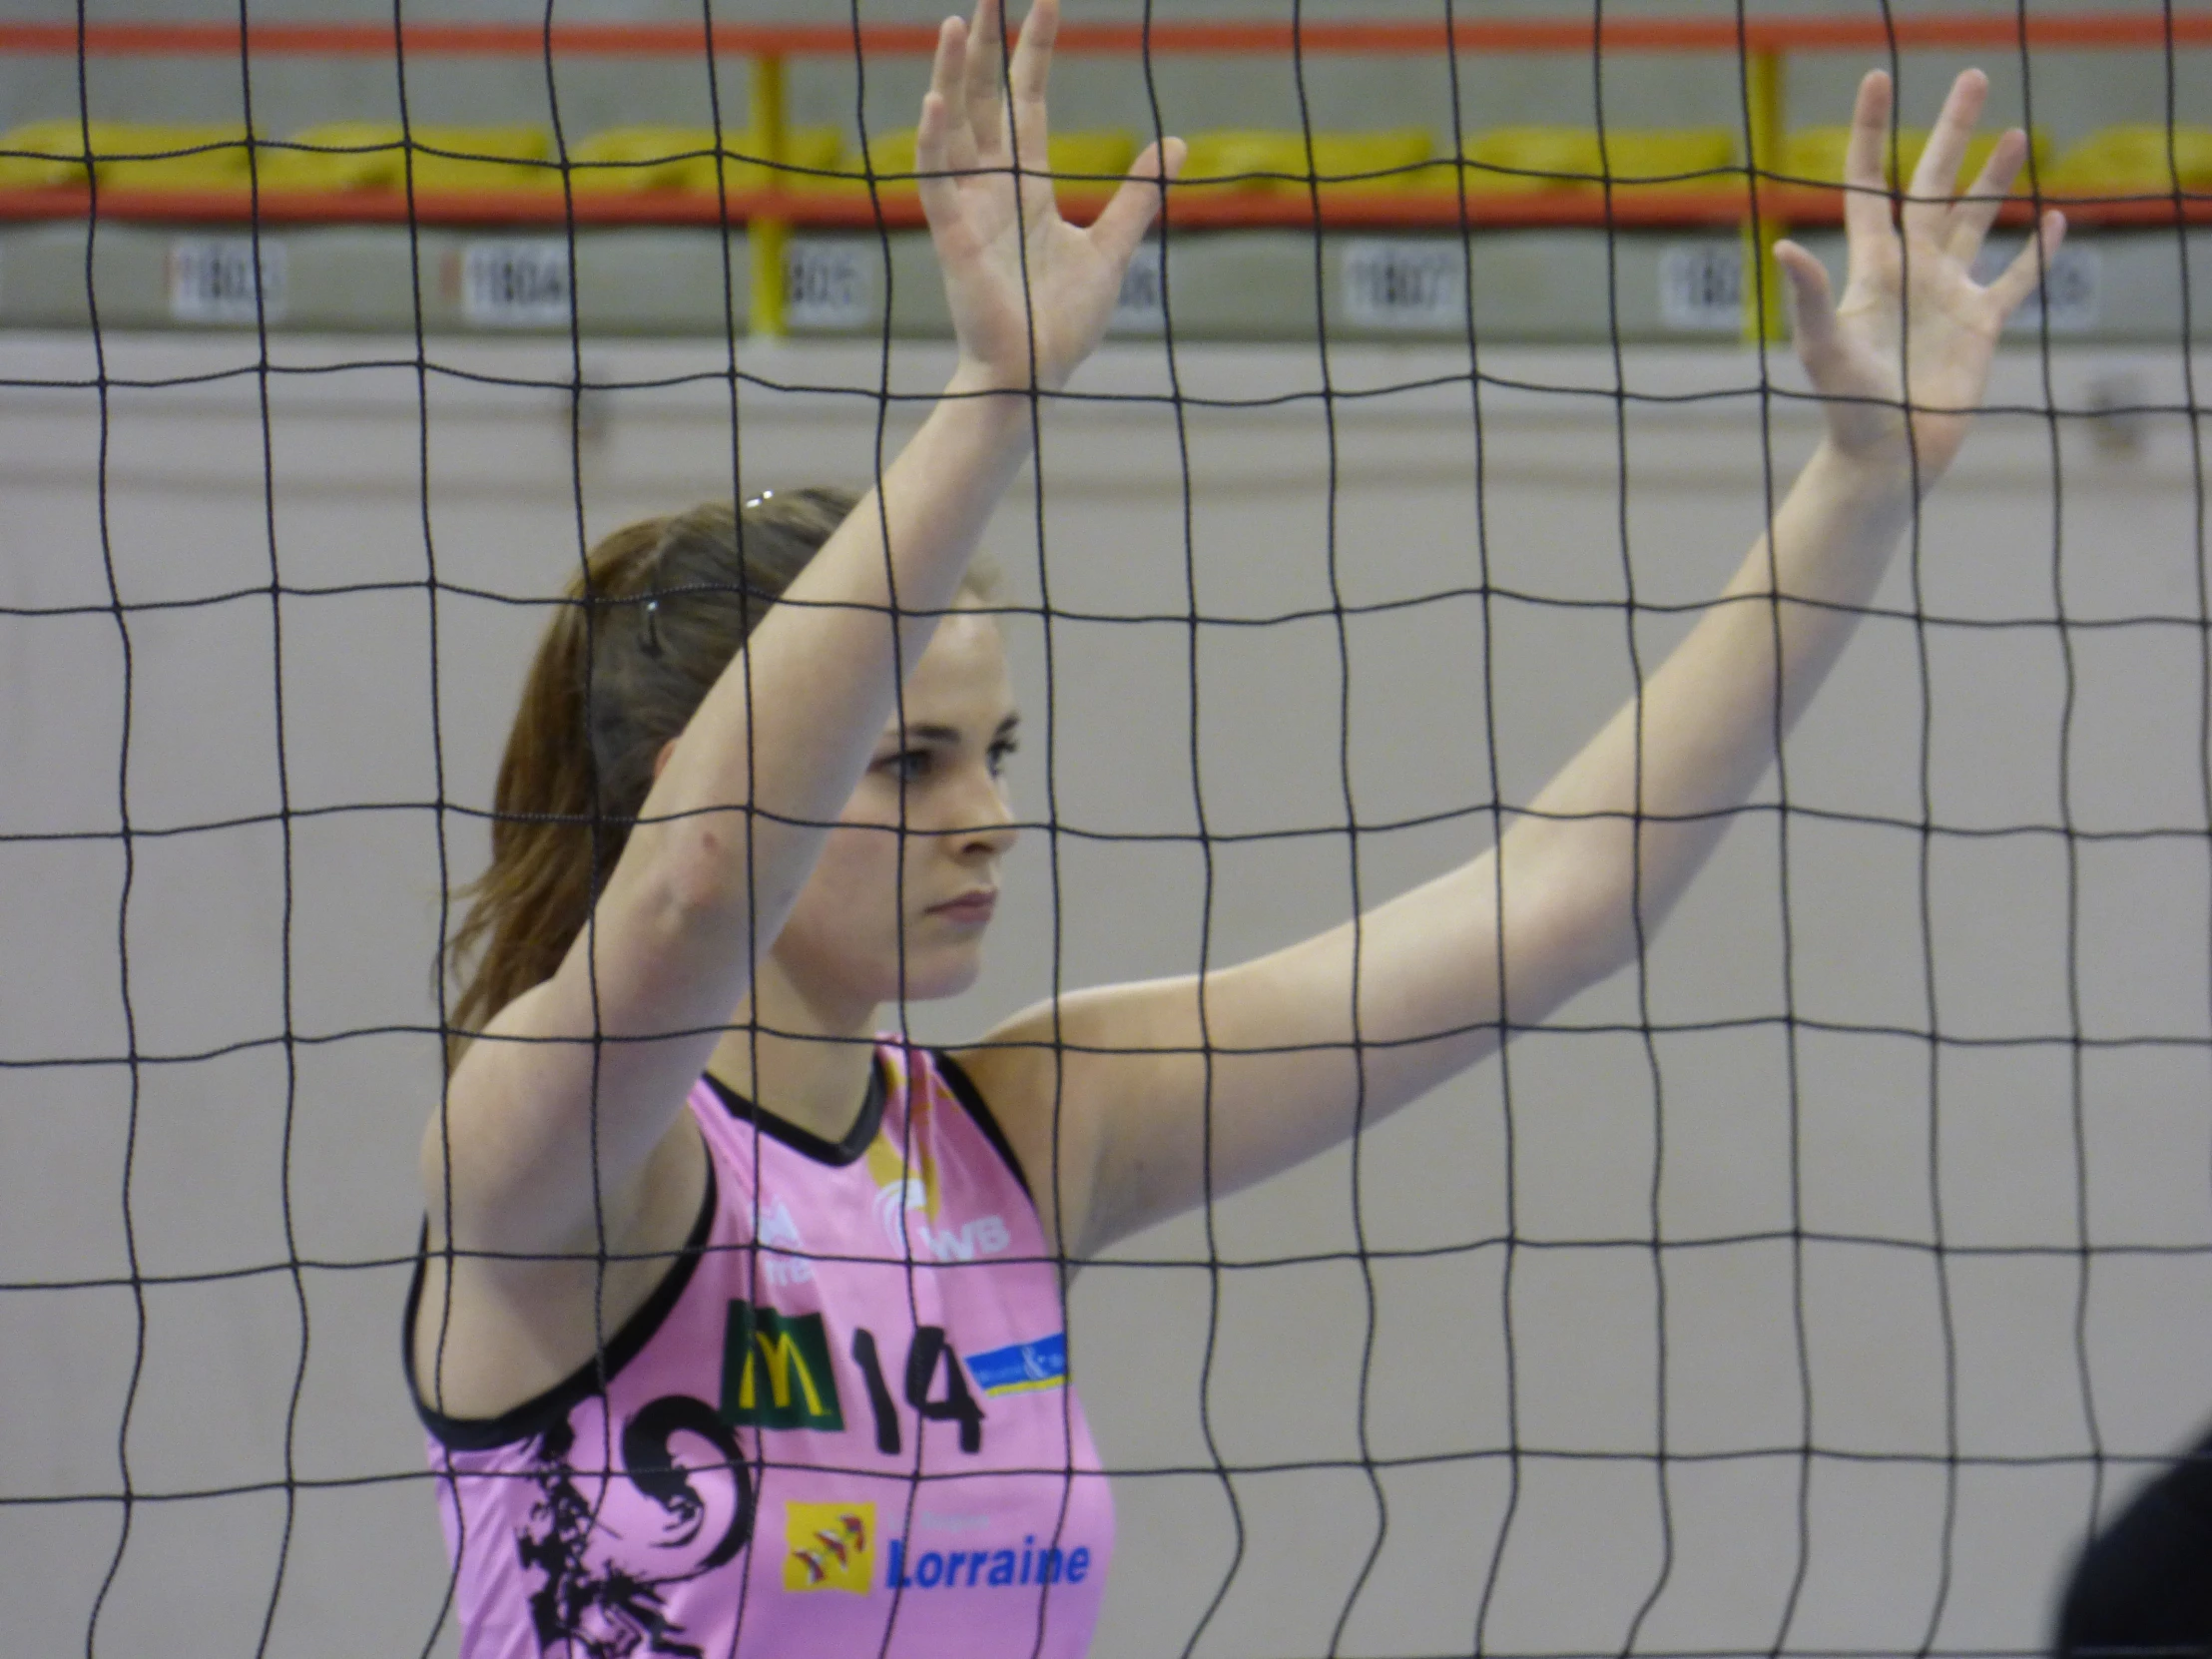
[705, 976, 882, 1149]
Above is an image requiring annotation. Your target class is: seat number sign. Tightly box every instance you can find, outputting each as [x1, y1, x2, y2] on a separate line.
[1984, 243, 2100, 333]
[460, 241, 571, 327]
[1657, 242, 1743, 332]
[1342, 239, 1464, 330]
[169, 237, 287, 325]
[785, 240, 875, 329]
[1108, 241, 1165, 334]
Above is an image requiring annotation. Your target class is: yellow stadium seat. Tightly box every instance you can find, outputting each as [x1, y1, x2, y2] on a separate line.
[102, 125, 252, 190]
[1601, 129, 1737, 189]
[0, 121, 250, 191]
[565, 126, 843, 194]
[769, 127, 845, 188]
[1183, 129, 1431, 196]
[1306, 131, 1433, 192]
[263, 124, 552, 193]
[1951, 131, 2048, 190]
[1174, 131, 1295, 195]
[0, 120, 104, 188]
[259, 122, 405, 191]
[408, 127, 551, 192]
[856, 129, 920, 194]
[1047, 131, 1139, 187]
[569, 127, 719, 193]
[1457, 128, 1733, 197]
[2044, 125, 2212, 196]
[1783, 126, 2045, 193]
[819, 129, 1134, 196]
[1783, 125, 1924, 189]
[1462, 128, 1603, 193]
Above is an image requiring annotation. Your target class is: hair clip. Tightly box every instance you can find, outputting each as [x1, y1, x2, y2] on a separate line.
[642, 596, 664, 657]
[743, 489, 775, 509]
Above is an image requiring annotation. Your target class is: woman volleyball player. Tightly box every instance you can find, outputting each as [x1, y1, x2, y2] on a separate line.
[407, 3, 2066, 1653]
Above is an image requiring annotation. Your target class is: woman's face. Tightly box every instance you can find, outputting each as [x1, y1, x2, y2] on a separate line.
[771, 607, 1020, 1015]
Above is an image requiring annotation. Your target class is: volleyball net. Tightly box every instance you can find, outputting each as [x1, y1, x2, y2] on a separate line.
[2, 7, 2210, 1657]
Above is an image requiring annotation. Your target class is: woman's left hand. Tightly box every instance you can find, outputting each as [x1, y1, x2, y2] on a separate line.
[1776, 68, 2066, 485]
[916, 0, 1184, 396]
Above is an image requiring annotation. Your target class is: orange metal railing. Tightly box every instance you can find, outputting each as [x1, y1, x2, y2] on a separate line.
[7, 16, 2212, 55]
[2, 12, 2206, 337]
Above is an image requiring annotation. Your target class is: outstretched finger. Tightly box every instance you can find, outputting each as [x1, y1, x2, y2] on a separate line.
[1945, 126, 2026, 261]
[1087, 137, 1184, 271]
[1840, 71, 1897, 276]
[963, 0, 1006, 168]
[920, 16, 977, 188]
[1775, 239, 1840, 364]
[1907, 68, 1988, 231]
[1006, 0, 1060, 170]
[915, 86, 964, 230]
[1983, 208, 2067, 318]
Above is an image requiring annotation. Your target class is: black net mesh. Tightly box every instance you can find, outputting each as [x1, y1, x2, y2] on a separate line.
[2, 5, 2210, 1658]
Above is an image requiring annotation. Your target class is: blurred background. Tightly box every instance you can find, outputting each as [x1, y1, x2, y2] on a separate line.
[4, 2, 2211, 1656]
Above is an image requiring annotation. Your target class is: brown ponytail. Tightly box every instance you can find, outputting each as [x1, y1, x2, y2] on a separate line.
[444, 488, 861, 1062]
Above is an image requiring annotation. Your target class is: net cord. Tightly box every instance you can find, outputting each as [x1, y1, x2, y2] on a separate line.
[1730, 0, 1822, 1648]
[2166, 2, 2212, 1594]
[394, 0, 472, 1642]
[1588, 5, 1681, 1651]
[74, 0, 150, 1644]
[1282, 1, 1390, 1648]
[1902, 0, 1965, 1644]
[224, 0, 315, 1648]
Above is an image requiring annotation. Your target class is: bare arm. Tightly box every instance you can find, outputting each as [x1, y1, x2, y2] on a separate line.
[968, 66, 2067, 1257]
[426, 0, 1183, 1262]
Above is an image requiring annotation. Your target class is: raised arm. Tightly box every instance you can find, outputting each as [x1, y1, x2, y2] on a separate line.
[430, 0, 1182, 1260]
[970, 67, 2065, 1256]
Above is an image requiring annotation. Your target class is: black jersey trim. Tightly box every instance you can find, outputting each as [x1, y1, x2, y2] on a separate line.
[402, 1156, 720, 1452]
[703, 1057, 885, 1167]
[934, 1050, 1032, 1202]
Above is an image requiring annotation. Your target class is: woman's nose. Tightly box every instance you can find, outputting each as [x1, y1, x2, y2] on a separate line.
[954, 767, 1017, 851]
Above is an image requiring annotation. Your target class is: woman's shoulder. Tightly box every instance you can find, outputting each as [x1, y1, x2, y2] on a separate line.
[914, 1044, 1031, 1202]
[935, 1030, 1112, 1252]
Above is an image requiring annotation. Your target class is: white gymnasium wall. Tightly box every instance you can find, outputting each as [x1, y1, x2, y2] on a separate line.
[2, 331, 2209, 1657]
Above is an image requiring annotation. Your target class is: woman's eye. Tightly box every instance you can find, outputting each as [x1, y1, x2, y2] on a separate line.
[880, 750, 931, 781]
[988, 741, 1019, 777]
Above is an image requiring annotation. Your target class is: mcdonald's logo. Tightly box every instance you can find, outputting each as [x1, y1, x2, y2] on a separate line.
[720, 1301, 845, 1432]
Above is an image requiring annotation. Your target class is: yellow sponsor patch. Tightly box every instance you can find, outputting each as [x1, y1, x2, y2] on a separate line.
[784, 1499, 875, 1594]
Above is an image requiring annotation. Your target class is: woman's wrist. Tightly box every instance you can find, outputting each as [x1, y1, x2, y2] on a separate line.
[944, 352, 1062, 402]
[1735, 438, 1921, 606]
[925, 364, 1037, 465]
[1803, 434, 1925, 517]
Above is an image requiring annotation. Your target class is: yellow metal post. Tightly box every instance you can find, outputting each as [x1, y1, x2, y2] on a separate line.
[1743, 47, 1787, 345]
[750, 50, 789, 339]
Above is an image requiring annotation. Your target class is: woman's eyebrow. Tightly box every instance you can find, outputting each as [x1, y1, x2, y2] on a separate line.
[896, 714, 1021, 746]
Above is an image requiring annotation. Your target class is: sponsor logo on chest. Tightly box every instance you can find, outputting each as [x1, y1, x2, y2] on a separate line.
[782, 1500, 1094, 1595]
[755, 1195, 813, 1287]
[785, 1500, 875, 1592]
[912, 1212, 1012, 1262]
[722, 1302, 845, 1432]
[964, 1333, 1068, 1396]
[884, 1533, 1094, 1592]
[862, 1092, 1015, 1263]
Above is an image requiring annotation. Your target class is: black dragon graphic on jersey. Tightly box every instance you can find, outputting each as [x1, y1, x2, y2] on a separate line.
[515, 1395, 754, 1658]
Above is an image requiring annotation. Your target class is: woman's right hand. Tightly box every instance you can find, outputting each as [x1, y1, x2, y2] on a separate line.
[1774, 68, 2064, 488]
[915, 0, 1184, 395]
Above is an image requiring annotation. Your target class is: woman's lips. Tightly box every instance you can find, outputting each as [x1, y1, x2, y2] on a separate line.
[928, 890, 998, 926]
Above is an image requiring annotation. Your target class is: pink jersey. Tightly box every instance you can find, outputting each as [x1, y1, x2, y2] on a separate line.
[407, 1041, 1113, 1659]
